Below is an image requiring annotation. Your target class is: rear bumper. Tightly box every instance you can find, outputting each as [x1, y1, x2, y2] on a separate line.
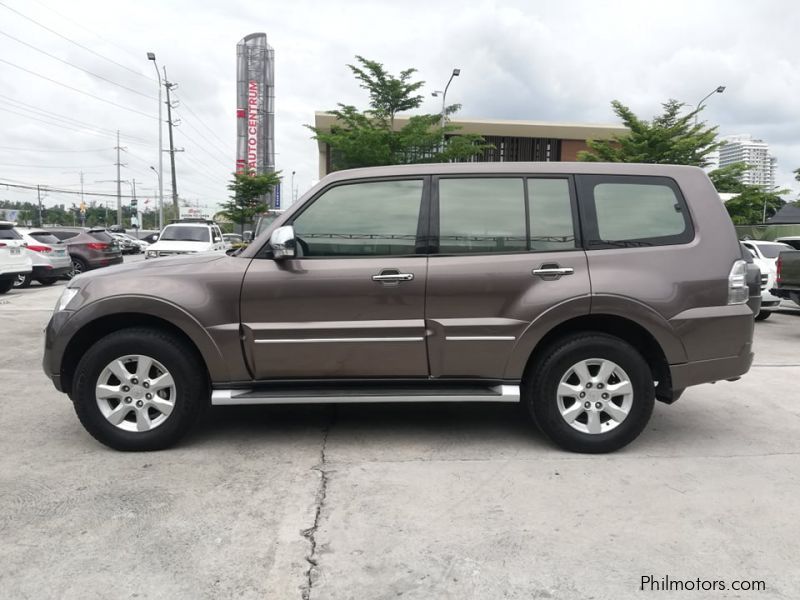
[32, 265, 72, 279]
[668, 303, 754, 389]
[86, 255, 123, 270]
[670, 343, 754, 389]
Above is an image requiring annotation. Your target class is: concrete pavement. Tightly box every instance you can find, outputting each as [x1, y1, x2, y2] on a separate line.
[1, 277, 799, 599]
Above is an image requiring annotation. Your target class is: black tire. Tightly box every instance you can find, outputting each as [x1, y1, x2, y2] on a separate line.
[754, 310, 771, 321]
[71, 257, 88, 277]
[0, 279, 13, 294]
[72, 327, 208, 451]
[38, 277, 58, 286]
[525, 333, 655, 454]
[13, 273, 31, 288]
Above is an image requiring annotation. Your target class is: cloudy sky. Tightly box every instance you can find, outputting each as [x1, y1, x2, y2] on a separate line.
[1, 0, 799, 217]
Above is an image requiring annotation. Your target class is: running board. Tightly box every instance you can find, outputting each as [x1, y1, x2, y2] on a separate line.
[211, 384, 520, 406]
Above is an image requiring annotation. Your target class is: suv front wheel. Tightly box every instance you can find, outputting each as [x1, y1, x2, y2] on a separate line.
[526, 333, 655, 453]
[72, 327, 207, 451]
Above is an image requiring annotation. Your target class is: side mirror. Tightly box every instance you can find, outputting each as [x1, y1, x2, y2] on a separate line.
[243, 230, 253, 242]
[269, 225, 296, 259]
[214, 236, 221, 243]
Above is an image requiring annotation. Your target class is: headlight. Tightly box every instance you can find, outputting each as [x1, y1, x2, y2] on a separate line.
[146, 250, 158, 258]
[55, 287, 79, 312]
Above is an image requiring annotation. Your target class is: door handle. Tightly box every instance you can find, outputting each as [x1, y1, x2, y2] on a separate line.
[532, 267, 574, 276]
[372, 273, 414, 282]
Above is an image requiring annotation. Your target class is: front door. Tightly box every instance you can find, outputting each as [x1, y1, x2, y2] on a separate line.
[240, 177, 430, 380]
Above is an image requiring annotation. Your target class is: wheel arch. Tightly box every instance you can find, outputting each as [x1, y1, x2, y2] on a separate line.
[59, 305, 226, 396]
[509, 313, 680, 404]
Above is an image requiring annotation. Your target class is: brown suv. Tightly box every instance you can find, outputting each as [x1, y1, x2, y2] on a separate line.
[43, 163, 754, 453]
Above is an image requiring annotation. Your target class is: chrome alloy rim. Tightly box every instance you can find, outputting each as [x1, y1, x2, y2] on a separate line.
[556, 358, 633, 435]
[95, 355, 176, 432]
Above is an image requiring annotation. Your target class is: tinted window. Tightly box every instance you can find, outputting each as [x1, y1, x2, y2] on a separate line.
[757, 243, 792, 259]
[89, 231, 114, 243]
[293, 180, 423, 257]
[0, 228, 22, 239]
[528, 179, 576, 250]
[30, 232, 61, 244]
[438, 178, 526, 254]
[159, 226, 210, 242]
[50, 230, 80, 241]
[578, 176, 692, 247]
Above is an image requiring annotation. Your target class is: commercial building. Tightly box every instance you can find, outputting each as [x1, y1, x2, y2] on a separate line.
[717, 134, 777, 190]
[313, 112, 629, 178]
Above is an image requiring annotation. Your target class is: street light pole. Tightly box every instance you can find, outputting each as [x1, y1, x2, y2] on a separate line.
[291, 170, 296, 204]
[695, 85, 726, 125]
[431, 68, 461, 129]
[149, 166, 162, 228]
[147, 52, 164, 229]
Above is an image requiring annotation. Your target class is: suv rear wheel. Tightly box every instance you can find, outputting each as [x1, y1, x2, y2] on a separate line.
[526, 333, 655, 453]
[72, 327, 207, 451]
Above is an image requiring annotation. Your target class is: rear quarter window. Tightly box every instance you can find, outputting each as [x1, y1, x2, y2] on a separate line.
[576, 175, 694, 248]
[0, 228, 22, 239]
[89, 231, 114, 243]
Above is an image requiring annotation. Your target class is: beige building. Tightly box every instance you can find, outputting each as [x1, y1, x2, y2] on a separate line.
[314, 112, 628, 178]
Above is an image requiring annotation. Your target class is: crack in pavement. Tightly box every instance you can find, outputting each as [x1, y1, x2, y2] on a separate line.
[301, 406, 336, 600]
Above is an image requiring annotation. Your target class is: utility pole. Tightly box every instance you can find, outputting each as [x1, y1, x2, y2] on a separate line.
[163, 67, 181, 215]
[37, 185, 43, 227]
[79, 171, 85, 226]
[114, 130, 127, 226]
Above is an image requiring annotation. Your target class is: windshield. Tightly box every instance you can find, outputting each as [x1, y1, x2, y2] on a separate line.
[159, 226, 210, 242]
[757, 243, 792, 259]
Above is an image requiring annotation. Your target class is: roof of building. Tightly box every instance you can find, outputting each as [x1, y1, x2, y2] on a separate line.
[767, 203, 800, 224]
[313, 112, 629, 147]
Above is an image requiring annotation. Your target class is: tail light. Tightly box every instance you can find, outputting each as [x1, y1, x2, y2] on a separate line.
[728, 260, 748, 305]
[0, 242, 5, 247]
[27, 245, 52, 253]
[86, 242, 109, 250]
[776, 256, 782, 284]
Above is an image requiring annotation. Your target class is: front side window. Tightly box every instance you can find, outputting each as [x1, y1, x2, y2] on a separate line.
[438, 178, 526, 254]
[293, 179, 423, 257]
[577, 176, 693, 247]
[159, 226, 210, 243]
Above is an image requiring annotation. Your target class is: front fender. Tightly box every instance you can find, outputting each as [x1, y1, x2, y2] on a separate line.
[49, 295, 237, 385]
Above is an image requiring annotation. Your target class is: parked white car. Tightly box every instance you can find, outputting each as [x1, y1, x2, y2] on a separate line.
[14, 227, 73, 288]
[145, 220, 226, 259]
[741, 239, 794, 320]
[0, 221, 32, 294]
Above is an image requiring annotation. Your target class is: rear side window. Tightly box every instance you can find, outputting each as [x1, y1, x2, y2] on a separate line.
[89, 231, 114, 243]
[528, 178, 576, 251]
[438, 178, 526, 254]
[30, 232, 61, 244]
[576, 176, 693, 248]
[0, 228, 22, 239]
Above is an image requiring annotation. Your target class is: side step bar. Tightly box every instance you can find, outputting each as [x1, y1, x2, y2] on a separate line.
[211, 384, 520, 406]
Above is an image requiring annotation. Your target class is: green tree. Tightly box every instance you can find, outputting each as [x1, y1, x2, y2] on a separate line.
[223, 171, 282, 234]
[724, 187, 787, 225]
[307, 56, 491, 172]
[708, 162, 749, 194]
[578, 99, 720, 166]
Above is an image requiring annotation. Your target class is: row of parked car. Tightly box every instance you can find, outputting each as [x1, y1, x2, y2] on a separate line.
[741, 236, 800, 320]
[0, 219, 245, 292]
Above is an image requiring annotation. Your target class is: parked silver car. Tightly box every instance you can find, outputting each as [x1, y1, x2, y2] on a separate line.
[14, 228, 72, 288]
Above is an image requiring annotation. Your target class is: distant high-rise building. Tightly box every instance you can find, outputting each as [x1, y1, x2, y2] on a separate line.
[717, 134, 776, 190]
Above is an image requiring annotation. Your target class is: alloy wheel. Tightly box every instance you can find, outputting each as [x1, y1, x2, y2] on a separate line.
[556, 358, 634, 435]
[95, 354, 177, 433]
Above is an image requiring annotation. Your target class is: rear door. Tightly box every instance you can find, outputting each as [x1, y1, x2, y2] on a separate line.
[424, 175, 590, 378]
[240, 177, 431, 379]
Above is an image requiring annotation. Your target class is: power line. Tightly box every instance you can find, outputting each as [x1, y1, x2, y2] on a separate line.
[0, 0, 153, 82]
[176, 127, 233, 172]
[0, 58, 156, 120]
[175, 111, 234, 167]
[0, 94, 154, 144]
[174, 93, 234, 151]
[0, 105, 153, 148]
[0, 163, 111, 169]
[0, 145, 108, 153]
[0, 179, 139, 199]
[0, 29, 156, 100]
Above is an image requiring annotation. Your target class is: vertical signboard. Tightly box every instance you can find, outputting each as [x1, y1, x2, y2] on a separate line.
[236, 33, 276, 207]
